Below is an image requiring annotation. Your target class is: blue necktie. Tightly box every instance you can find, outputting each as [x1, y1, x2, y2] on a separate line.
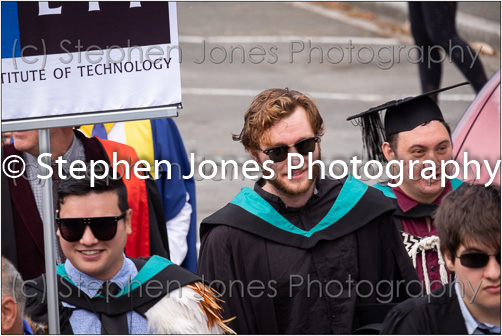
[476, 326, 500, 335]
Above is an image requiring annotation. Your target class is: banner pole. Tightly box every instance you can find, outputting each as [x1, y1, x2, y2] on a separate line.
[39, 129, 60, 334]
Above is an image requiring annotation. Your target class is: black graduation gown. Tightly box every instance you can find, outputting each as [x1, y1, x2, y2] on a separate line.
[24, 256, 201, 334]
[381, 282, 468, 334]
[198, 176, 421, 334]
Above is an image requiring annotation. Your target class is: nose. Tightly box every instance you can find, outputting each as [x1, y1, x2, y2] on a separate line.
[80, 225, 98, 246]
[423, 150, 440, 166]
[289, 149, 303, 166]
[484, 254, 501, 281]
[288, 144, 300, 155]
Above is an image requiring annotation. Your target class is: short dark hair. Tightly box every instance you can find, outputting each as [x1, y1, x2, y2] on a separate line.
[434, 183, 501, 262]
[57, 170, 129, 212]
[386, 120, 451, 154]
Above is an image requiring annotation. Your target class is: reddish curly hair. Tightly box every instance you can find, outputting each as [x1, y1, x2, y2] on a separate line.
[233, 88, 325, 151]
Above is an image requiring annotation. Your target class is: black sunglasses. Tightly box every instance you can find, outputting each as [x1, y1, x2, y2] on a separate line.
[456, 252, 501, 269]
[260, 136, 320, 163]
[56, 212, 127, 242]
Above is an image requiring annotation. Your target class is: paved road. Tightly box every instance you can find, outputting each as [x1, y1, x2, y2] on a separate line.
[174, 2, 500, 243]
[458, 2, 500, 23]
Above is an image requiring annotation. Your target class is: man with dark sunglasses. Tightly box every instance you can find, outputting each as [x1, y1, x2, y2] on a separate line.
[382, 183, 500, 334]
[2, 127, 170, 281]
[198, 88, 420, 334]
[24, 174, 233, 334]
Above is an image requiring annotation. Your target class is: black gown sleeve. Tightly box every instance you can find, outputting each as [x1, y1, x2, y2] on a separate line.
[354, 211, 422, 332]
[198, 225, 278, 334]
[380, 300, 425, 334]
[198, 225, 254, 333]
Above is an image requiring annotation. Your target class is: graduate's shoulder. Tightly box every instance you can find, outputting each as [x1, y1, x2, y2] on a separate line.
[320, 175, 394, 201]
[199, 191, 258, 240]
[129, 255, 201, 286]
[390, 293, 431, 315]
[200, 216, 261, 250]
[381, 294, 431, 333]
[201, 201, 244, 225]
[331, 176, 396, 214]
[353, 179, 396, 207]
[382, 284, 459, 334]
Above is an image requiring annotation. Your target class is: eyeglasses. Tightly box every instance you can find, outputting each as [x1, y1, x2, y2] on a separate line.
[260, 136, 320, 163]
[456, 252, 501, 269]
[56, 212, 127, 242]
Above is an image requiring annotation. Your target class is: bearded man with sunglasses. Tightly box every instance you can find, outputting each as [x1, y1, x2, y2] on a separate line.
[198, 88, 420, 334]
[24, 174, 234, 334]
[382, 183, 500, 334]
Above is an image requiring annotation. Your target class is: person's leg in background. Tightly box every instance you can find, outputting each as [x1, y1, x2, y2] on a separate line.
[409, 2, 488, 100]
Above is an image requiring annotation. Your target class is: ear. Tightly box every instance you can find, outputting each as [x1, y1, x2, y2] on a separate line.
[1, 297, 18, 333]
[382, 142, 395, 161]
[125, 209, 133, 235]
[443, 251, 455, 272]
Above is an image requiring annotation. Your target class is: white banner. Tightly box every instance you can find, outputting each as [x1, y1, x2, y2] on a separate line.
[2, 2, 181, 122]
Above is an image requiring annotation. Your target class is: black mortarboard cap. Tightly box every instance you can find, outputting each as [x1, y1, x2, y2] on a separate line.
[346, 81, 470, 161]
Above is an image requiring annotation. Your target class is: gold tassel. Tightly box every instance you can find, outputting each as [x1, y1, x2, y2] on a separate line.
[187, 282, 236, 334]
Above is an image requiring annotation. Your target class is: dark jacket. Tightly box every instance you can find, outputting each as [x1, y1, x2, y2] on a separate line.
[381, 282, 468, 334]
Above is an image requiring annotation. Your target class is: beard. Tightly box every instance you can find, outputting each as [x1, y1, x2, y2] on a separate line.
[261, 149, 322, 197]
[268, 163, 320, 196]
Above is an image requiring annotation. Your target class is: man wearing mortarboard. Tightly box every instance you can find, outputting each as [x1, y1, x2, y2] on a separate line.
[347, 82, 469, 295]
